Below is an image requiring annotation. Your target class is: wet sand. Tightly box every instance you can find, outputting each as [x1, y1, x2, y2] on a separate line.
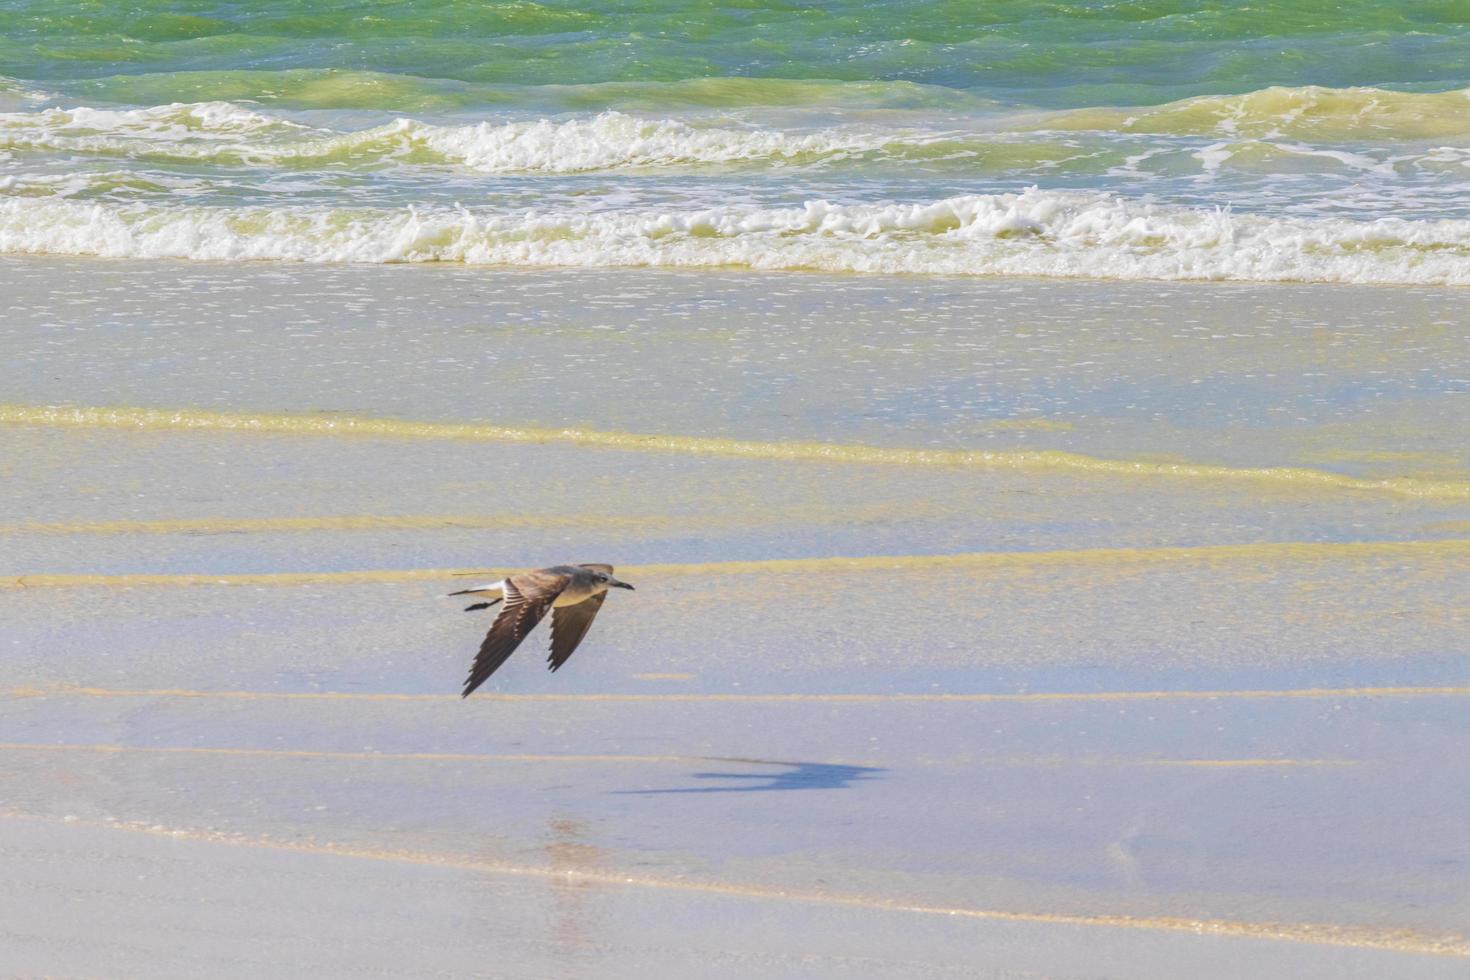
[2, 257, 1468, 977]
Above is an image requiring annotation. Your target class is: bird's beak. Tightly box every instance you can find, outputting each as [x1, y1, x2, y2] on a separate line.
[613, 580, 635, 590]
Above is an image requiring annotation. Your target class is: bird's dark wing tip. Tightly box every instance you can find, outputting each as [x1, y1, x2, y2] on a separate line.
[459, 580, 557, 697]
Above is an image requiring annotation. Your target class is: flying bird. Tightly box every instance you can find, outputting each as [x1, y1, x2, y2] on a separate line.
[450, 563, 634, 697]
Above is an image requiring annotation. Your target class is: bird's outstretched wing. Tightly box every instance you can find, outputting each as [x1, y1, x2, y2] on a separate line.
[462, 571, 565, 697]
[548, 593, 607, 672]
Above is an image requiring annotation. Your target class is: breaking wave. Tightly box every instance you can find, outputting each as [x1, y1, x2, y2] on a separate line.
[5, 188, 1470, 285]
[8, 85, 1470, 174]
[0, 104, 931, 172]
[1041, 85, 1470, 141]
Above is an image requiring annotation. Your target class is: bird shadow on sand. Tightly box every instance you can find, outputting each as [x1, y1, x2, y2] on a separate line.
[614, 757, 884, 795]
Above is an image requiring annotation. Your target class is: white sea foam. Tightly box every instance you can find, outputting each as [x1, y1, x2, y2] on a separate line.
[405, 112, 904, 172]
[0, 104, 920, 171]
[6, 98, 1470, 196]
[4, 188, 1470, 285]
[0, 101, 298, 143]
[0, 75, 56, 107]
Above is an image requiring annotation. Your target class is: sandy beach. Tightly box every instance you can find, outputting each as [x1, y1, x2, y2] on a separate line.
[6, 2, 1470, 972]
[2, 257, 1467, 976]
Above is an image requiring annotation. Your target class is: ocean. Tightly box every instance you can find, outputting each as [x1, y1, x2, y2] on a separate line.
[4, 1, 1470, 282]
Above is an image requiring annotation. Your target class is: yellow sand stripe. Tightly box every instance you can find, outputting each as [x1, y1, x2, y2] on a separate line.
[1137, 758, 1359, 768]
[4, 811, 1465, 956]
[3, 538, 1468, 589]
[0, 743, 1358, 769]
[7, 685, 1468, 703]
[0, 504, 948, 537]
[5, 403, 1468, 498]
[0, 514, 669, 535]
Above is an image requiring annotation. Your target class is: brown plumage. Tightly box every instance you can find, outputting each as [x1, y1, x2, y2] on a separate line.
[456, 563, 634, 697]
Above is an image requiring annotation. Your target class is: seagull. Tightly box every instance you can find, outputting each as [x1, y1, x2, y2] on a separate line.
[450, 563, 634, 697]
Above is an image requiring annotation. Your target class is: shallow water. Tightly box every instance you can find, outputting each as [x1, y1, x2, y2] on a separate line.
[5, 258, 1469, 479]
[3, 256, 1469, 974]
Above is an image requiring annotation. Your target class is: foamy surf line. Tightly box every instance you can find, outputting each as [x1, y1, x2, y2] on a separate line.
[6, 404, 1469, 499]
[5, 188, 1470, 285]
[11, 90, 1470, 170]
[8, 87, 1470, 157]
[0, 105, 911, 172]
[4, 539, 1468, 590]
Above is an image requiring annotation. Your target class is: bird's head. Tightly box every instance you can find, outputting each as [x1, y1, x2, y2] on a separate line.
[582, 565, 635, 592]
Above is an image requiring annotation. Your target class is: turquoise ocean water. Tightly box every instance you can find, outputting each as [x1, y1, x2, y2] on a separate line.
[4, 1, 1470, 282]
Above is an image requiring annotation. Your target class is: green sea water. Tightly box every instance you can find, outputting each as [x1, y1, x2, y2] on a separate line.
[4, 1, 1470, 281]
[5, 0, 1470, 109]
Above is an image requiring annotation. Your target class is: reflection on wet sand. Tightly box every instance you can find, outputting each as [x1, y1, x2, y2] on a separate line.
[620, 758, 884, 794]
[542, 817, 608, 952]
